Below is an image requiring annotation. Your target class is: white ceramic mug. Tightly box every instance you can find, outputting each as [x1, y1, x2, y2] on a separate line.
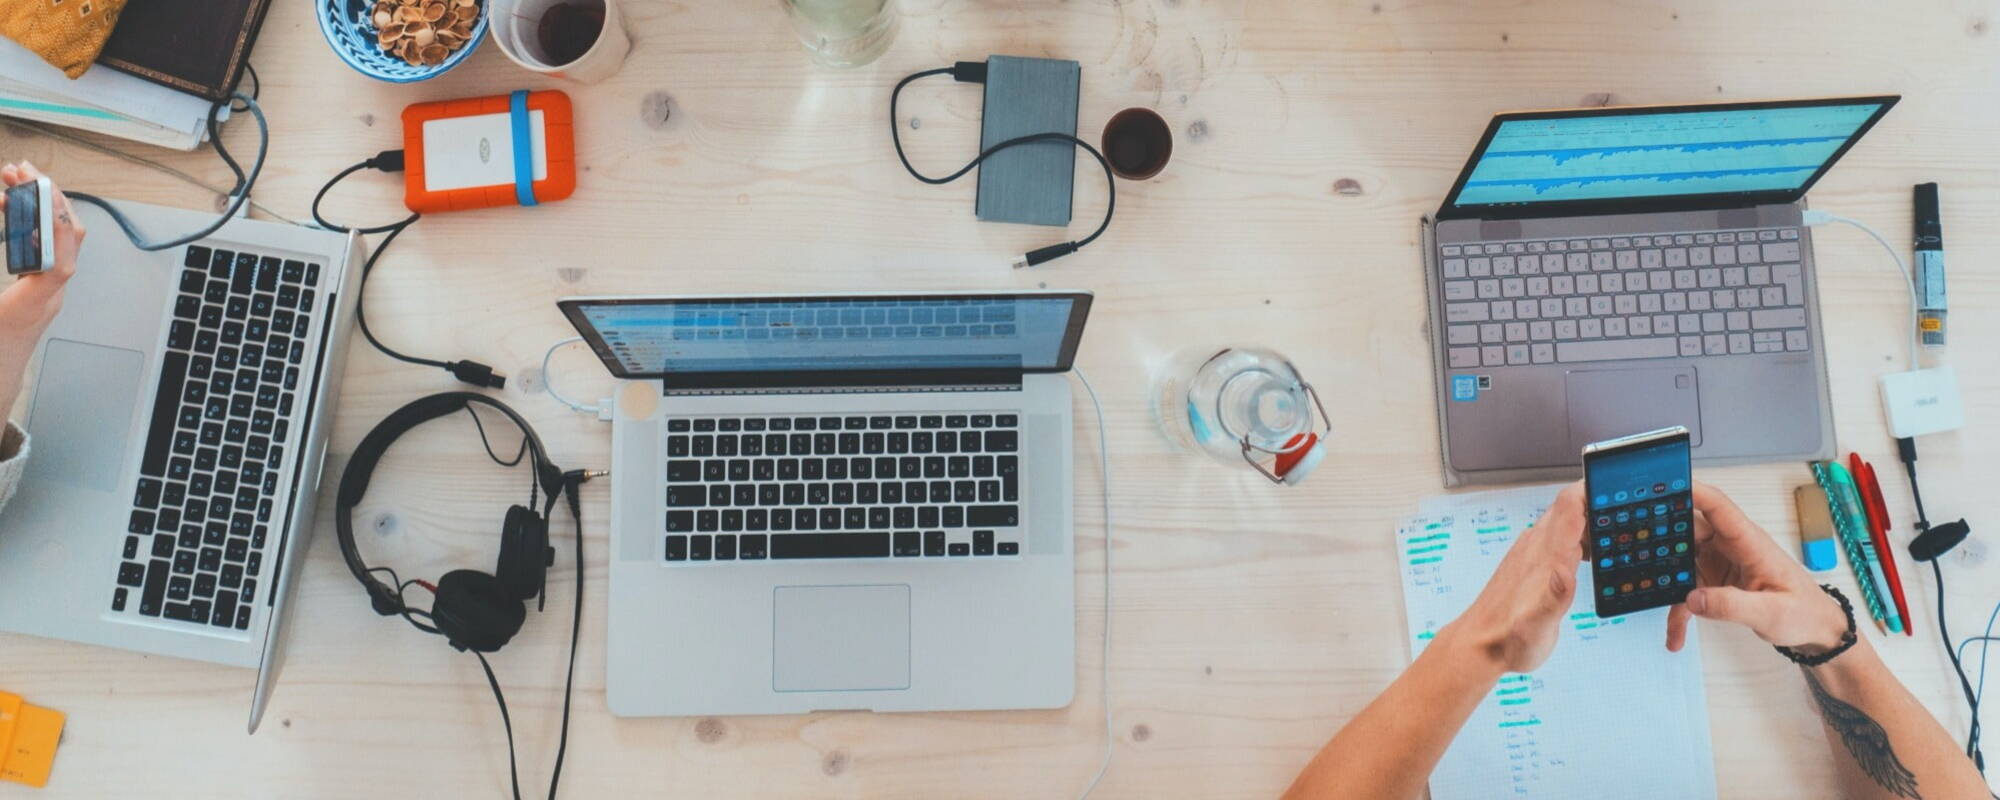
[489, 0, 630, 84]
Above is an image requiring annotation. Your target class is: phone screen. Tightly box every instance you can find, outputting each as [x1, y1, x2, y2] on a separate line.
[4, 181, 44, 274]
[1585, 429, 1695, 617]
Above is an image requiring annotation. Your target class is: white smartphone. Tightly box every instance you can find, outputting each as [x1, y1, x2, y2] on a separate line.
[4, 176, 55, 275]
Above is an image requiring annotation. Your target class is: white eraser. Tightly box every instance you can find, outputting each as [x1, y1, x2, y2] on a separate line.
[1880, 366, 1965, 438]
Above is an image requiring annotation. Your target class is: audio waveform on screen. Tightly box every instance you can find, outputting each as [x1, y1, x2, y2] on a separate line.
[1463, 165, 1820, 197]
[1484, 135, 1850, 166]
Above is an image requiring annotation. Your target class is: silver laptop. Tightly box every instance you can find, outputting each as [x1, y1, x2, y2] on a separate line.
[1422, 96, 1899, 485]
[0, 197, 361, 731]
[560, 291, 1089, 716]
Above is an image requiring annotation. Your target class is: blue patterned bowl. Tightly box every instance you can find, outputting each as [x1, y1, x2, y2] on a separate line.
[318, 0, 489, 82]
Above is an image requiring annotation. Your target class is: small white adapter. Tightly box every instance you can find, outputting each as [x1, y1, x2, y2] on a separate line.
[1880, 365, 1965, 438]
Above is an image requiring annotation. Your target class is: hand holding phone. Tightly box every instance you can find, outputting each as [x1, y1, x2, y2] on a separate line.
[1584, 426, 1696, 617]
[3, 176, 53, 275]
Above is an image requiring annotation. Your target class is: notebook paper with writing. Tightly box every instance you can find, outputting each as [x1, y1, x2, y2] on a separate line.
[1400, 484, 1717, 799]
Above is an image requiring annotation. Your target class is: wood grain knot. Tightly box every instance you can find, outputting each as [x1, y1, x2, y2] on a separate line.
[821, 749, 849, 776]
[1131, 723, 1152, 742]
[1185, 120, 1209, 142]
[372, 512, 398, 534]
[641, 91, 674, 130]
[1333, 178, 1363, 196]
[1578, 93, 1613, 108]
[694, 717, 725, 743]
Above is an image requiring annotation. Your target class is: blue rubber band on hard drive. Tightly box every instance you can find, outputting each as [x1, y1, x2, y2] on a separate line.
[510, 90, 537, 207]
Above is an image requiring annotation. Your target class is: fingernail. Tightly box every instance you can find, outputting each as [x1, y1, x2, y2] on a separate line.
[1686, 590, 1707, 614]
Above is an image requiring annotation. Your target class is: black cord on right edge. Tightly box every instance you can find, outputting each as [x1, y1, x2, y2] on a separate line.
[312, 153, 506, 388]
[1903, 435, 1990, 775]
[890, 62, 1116, 269]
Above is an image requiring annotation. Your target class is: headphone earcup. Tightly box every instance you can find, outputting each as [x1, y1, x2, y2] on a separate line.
[495, 505, 551, 603]
[431, 569, 527, 653]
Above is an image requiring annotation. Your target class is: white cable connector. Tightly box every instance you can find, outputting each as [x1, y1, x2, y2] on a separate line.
[1802, 210, 1919, 370]
[540, 337, 609, 419]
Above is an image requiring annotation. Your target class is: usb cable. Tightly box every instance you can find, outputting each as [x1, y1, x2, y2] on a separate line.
[890, 61, 1117, 269]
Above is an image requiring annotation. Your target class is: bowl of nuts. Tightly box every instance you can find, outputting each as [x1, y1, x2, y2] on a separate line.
[319, 0, 489, 82]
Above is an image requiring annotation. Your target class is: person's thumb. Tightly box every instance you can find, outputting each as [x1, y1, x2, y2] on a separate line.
[1685, 586, 1783, 634]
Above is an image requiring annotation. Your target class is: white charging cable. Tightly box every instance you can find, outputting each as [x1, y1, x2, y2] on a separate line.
[1802, 209, 1919, 370]
[1072, 367, 1115, 799]
[540, 336, 610, 419]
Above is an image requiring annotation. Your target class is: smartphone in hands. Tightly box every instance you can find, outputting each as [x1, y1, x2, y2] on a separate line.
[4, 177, 54, 275]
[1584, 426, 1696, 617]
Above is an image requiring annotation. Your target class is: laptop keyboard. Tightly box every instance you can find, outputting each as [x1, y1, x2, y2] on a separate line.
[664, 414, 1023, 563]
[1440, 227, 1809, 368]
[117, 244, 322, 630]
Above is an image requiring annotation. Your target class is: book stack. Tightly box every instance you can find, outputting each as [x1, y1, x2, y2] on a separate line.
[0, 0, 272, 150]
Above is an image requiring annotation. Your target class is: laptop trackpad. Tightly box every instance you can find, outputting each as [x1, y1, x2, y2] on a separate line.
[25, 339, 145, 493]
[1564, 367, 1703, 452]
[773, 585, 911, 693]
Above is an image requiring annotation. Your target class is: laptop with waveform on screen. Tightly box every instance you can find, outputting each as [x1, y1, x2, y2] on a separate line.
[1420, 96, 1898, 485]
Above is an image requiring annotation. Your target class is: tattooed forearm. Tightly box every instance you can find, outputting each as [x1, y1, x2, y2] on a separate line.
[1804, 670, 1921, 799]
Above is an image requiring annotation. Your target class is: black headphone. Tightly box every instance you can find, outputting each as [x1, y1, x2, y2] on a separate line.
[335, 392, 567, 653]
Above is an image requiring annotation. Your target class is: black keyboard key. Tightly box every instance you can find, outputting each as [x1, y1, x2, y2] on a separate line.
[980, 481, 1001, 503]
[185, 245, 212, 269]
[281, 259, 305, 284]
[936, 431, 958, 453]
[240, 578, 257, 603]
[946, 415, 968, 428]
[668, 419, 691, 433]
[819, 508, 841, 530]
[895, 416, 918, 429]
[856, 483, 877, 504]
[808, 484, 830, 505]
[174, 294, 202, 320]
[894, 532, 920, 556]
[212, 591, 238, 627]
[151, 533, 176, 558]
[715, 535, 737, 560]
[124, 535, 141, 560]
[112, 587, 129, 612]
[924, 531, 946, 556]
[140, 351, 190, 476]
[971, 415, 993, 428]
[967, 505, 1018, 527]
[763, 435, 786, 456]
[195, 572, 218, 598]
[961, 431, 982, 452]
[667, 511, 694, 532]
[232, 253, 258, 291]
[693, 419, 716, 432]
[986, 430, 1018, 452]
[827, 460, 848, 480]
[833, 483, 854, 505]
[869, 507, 891, 529]
[225, 538, 248, 562]
[697, 510, 718, 532]
[703, 460, 725, 482]
[667, 460, 700, 482]
[888, 432, 909, 454]
[913, 432, 934, 454]
[954, 481, 976, 503]
[997, 541, 1019, 556]
[790, 434, 811, 455]
[222, 563, 243, 589]
[754, 459, 776, 481]
[276, 284, 300, 309]
[256, 257, 281, 292]
[924, 458, 946, 479]
[135, 477, 163, 509]
[691, 436, 714, 457]
[225, 296, 249, 320]
[665, 535, 688, 561]
[974, 456, 994, 478]
[974, 530, 994, 556]
[996, 414, 1018, 427]
[168, 576, 192, 602]
[722, 509, 744, 532]
[758, 485, 780, 506]
[949, 543, 971, 557]
[140, 558, 170, 615]
[744, 418, 767, 432]
[769, 418, 791, 431]
[917, 505, 940, 531]
[690, 535, 712, 561]
[715, 436, 738, 457]
[844, 508, 865, 529]
[784, 484, 805, 505]
[943, 506, 964, 527]
[129, 510, 155, 534]
[747, 508, 769, 531]
[772, 532, 890, 559]
[236, 606, 252, 630]
[708, 485, 730, 506]
[191, 522, 214, 548]
[844, 416, 868, 431]
[119, 561, 146, 587]
[209, 249, 236, 277]
[304, 262, 320, 286]
[718, 418, 741, 432]
[168, 456, 192, 481]
[173, 549, 197, 575]
[163, 602, 198, 622]
[740, 435, 762, 456]
[667, 486, 707, 507]
[863, 433, 885, 455]
[870, 416, 892, 430]
[817, 416, 841, 430]
[921, 416, 943, 428]
[740, 534, 768, 560]
[300, 289, 315, 313]
[771, 509, 793, 531]
[949, 457, 970, 478]
[729, 459, 751, 482]
[205, 279, 229, 304]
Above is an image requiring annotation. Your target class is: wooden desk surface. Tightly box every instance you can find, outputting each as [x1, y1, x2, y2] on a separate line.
[3, 1, 1997, 796]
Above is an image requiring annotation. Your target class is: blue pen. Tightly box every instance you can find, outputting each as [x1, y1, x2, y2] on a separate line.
[1827, 462, 1904, 635]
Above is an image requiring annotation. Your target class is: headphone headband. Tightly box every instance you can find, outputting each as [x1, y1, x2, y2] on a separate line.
[335, 392, 564, 617]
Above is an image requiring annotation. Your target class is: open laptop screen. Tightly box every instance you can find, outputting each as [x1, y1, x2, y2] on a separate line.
[1438, 96, 1897, 219]
[559, 292, 1092, 383]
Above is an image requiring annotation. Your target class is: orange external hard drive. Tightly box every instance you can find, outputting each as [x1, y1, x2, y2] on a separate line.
[402, 89, 576, 213]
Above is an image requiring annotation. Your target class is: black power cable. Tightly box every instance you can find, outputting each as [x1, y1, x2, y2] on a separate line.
[1900, 435, 1989, 777]
[311, 151, 505, 388]
[890, 61, 1117, 269]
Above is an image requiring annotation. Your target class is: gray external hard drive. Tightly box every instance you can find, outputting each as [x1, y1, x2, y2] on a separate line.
[975, 55, 1081, 227]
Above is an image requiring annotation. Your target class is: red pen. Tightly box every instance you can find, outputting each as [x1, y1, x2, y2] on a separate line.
[1851, 453, 1913, 637]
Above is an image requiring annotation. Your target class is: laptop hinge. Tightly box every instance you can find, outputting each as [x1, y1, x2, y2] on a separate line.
[659, 368, 1025, 397]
